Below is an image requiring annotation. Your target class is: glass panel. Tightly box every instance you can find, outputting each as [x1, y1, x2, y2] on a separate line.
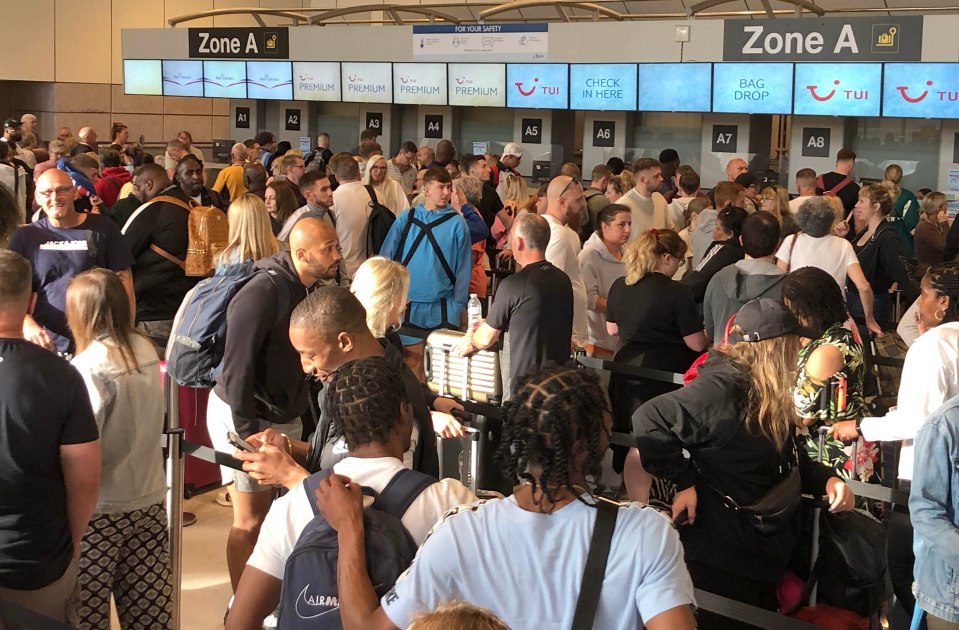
[850, 118, 941, 191]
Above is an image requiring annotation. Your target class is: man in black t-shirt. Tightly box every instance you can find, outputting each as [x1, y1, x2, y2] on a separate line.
[8, 169, 135, 355]
[818, 148, 860, 217]
[0, 250, 100, 624]
[457, 212, 573, 399]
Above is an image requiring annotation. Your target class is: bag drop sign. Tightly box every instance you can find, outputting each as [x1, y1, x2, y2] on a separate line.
[713, 63, 793, 114]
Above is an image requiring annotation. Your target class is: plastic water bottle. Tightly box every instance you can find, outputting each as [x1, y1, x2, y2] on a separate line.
[467, 294, 482, 332]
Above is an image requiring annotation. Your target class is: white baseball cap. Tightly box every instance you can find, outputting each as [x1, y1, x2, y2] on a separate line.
[502, 142, 523, 158]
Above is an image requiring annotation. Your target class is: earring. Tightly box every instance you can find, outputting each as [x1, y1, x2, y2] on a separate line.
[935, 308, 945, 322]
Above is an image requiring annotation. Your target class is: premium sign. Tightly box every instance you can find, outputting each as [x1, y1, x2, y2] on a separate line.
[342, 62, 392, 104]
[723, 17, 922, 62]
[292, 62, 341, 102]
[393, 63, 447, 105]
[189, 28, 289, 59]
[448, 63, 506, 107]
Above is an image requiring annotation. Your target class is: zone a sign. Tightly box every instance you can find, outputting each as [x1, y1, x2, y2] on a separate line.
[189, 28, 289, 59]
[723, 17, 921, 62]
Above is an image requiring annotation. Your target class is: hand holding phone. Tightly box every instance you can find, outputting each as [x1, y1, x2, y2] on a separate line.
[227, 431, 257, 453]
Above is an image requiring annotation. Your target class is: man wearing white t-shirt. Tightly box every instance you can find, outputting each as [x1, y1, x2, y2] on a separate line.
[619, 158, 672, 240]
[226, 357, 476, 630]
[789, 168, 817, 216]
[329, 152, 372, 287]
[542, 175, 589, 349]
[314, 365, 697, 630]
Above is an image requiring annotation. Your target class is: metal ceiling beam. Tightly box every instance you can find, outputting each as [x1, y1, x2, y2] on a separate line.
[309, 4, 463, 24]
[479, 0, 625, 21]
[168, 8, 310, 27]
[687, 0, 825, 15]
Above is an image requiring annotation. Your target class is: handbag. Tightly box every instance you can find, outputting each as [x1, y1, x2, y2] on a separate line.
[703, 466, 802, 535]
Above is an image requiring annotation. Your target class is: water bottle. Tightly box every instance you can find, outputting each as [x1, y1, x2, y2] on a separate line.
[467, 294, 482, 332]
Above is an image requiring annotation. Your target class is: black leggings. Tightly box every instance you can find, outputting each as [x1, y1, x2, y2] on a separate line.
[686, 560, 779, 630]
[888, 506, 916, 616]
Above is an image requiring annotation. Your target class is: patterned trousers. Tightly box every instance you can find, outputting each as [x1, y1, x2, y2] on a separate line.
[78, 502, 173, 630]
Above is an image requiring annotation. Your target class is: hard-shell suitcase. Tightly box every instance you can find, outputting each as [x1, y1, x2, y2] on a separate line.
[425, 330, 502, 405]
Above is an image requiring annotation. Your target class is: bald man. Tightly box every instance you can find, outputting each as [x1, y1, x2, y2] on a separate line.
[542, 174, 588, 349]
[8, 169, 134, 354]
[71, 127, 97, 156]
[208, 216, 340, 595]
[725, 157, 748, 182]
[212, 143, 250, 203]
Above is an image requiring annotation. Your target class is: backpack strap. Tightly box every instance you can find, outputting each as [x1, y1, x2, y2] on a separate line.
[826, 176, 854, 197]
[149, 244, 186, 270]
[392, 209, 416, 264]
[303, 469, 334, 517]
[365, 184, 379, 206]
[571, 499, 619, 630]
[584, 189, 602, 201]
[152, 194, 194, 212]
[371, 469, 435, 519]
[785, 231, 801, 273]
[400, 213, 458, 286]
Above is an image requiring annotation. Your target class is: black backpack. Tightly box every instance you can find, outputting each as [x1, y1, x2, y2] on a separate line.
[365, 185, 396, 257]
[276, 468, 434, 629]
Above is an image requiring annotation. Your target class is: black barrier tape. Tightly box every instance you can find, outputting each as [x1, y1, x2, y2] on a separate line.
[182, 440, 245, 471]
[693, 589, 828, 629]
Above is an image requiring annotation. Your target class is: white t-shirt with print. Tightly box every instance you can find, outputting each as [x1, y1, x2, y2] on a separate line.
[776, 232, 859, 290]
[246, 457, 476, 580]
[382, 496, 696, 629]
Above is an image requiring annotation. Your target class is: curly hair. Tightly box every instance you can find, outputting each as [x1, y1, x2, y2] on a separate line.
[781, 266, 848, 336]
[324, 356, 409, 450]
[927, 262, 959, 325]
[496, 366, 610, 509]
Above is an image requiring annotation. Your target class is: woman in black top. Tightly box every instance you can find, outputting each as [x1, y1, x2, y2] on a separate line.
[839, 183, 919, 325]
[632, 298, 855, 630]
[606, 228, 707, 470]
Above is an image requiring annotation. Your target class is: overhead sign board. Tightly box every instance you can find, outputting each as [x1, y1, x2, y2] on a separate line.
[413, 24, 547, 62]
[203, 60, 247, 99]
[189, 27, 289, 59]
[448, 63, 506, 107]
[162, 60, 204, 97]
[124, 60, 162, 96]
[393, 63, 447, 105]
[292, 61, 341, 101]
[883, 63, 959, 119]
[569, 64, 637, 111]
[246, 61, 293, 100]
[793, 63, 881, 117]
[341, 62, 392, 104]
[506, 63, 568, 109]
[638, 63, 711, 113]
[723, 17, 922, 62]
[712, 63, 793, 115]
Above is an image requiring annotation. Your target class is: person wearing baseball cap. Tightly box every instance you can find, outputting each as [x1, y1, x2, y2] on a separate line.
[492, 142, 522, 197]
[734, 172, 761, 212]
[632, 296, 854, 629]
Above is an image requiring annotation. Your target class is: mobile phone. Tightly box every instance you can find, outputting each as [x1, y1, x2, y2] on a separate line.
[227, 431, 257, 453]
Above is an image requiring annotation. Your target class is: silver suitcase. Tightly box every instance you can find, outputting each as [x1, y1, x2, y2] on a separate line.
[425, 330, 502, 405]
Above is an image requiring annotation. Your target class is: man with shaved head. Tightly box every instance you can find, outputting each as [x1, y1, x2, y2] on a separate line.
[207, 216, 340, 599]
[541, 174, 588, 349]
[70, 127, 98, 156]
[725, 157, 748, 182]
[8, 169, 134, 355]
[211, 142, 250, 203]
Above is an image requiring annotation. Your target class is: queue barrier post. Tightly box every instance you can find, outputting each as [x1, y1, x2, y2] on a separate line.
[163, 370, 184, 630]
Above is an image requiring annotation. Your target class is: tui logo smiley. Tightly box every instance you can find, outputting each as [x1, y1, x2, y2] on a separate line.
[348, 75, 360, 83]
[897, 80, 933, 103]
[456, 77, 467, 84]
[807, 80, 840, 102]
[515, 77, 538, 96]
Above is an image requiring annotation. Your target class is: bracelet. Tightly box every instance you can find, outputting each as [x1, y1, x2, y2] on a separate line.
[281, 433, 293, 456]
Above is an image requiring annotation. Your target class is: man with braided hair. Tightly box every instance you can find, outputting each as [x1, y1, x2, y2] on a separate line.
[226, 357, 475, 630]
[315, 365, 697, 630]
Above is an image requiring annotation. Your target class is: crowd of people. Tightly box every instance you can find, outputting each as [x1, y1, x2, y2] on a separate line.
[1, 114, 959, 630]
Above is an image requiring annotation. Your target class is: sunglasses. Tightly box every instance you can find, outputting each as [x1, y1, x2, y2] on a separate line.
[560, 176, 582, 197]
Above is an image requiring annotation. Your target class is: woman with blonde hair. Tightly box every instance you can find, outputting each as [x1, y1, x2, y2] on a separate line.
[605, 171, 634, 204]
[218, 193, 281, 266]
[759, 184, 797, 236]
[605, 228, 707, 470]
[67, 268, 172, 629]
[491, 173, 530, 249]
[914, 191, 949, 275]
[362, 154, 410, 216]
[883, 163, 920, 256]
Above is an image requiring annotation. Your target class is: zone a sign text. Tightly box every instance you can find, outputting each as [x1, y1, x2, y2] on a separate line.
[189, 28, 289, 59]
[723, 17, 922, 62]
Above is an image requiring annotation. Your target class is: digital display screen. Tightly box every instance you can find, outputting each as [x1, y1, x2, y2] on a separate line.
[712, 63, 793, 115]
[393, 63, 447, 105]
[341, 62, 392, 103]
[123, 60, 162, 96]
[203, 61, 247, 99]
[293, 62, 341, 101]
[882, 63, 959, 119]
[638, 63, 711, 112]
[569, 64, 637, 111]
[162, 60, 204, 97]
[448, 64, 506, 107]
[506, 64, 569, 109]
[793, 63, 881, 117]
[246, 61, 293, 100]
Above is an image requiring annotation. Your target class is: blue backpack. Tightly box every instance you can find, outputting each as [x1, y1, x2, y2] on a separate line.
[166, 261, 288, 388]
[276, 468, 434, 630]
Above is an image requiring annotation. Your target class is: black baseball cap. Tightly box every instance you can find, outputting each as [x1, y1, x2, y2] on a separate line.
[3, 118, 20, 130]
[735, 172, 759, 188]
[728, 298, 808, 343]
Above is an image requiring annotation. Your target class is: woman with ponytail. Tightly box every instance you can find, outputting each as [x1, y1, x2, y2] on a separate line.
[883, 163, 920, 256]
[606, 228, 707, 471]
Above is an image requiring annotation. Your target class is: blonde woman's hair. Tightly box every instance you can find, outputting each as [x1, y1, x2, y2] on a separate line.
[883, 164, 903, 199]
[501, 173, 529, 204]
[218, 193, 280, 265]
[822, 195, 845, 229]
[859, 182, 894, 216]
[623, 228, 685, 285]
[350, 257, 410, 338]
[920, 191, 946, 219]
[66, 268, 147, 373]
[760, 185, 789, 225]
[409, 601, 511, 630]
[722, 335, 802, 449]
[608, 171, 635, 196]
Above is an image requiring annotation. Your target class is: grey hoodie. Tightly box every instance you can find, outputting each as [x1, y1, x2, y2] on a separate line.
[702, 258, 785, 342]
[691, 208, 718, 268]
[577, 232, 625, 352]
